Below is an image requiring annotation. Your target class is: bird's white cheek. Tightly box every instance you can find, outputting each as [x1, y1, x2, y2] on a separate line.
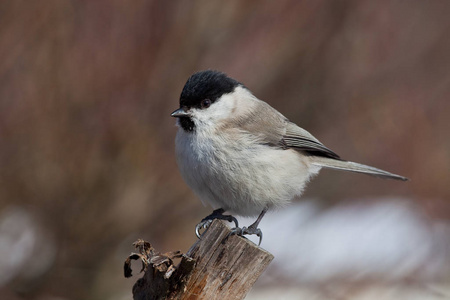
[192, 95, 238, 125]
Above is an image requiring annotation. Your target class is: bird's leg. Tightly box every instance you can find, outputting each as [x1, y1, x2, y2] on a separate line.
[195, 208, 239, 238]
[229, 207, 268, 246]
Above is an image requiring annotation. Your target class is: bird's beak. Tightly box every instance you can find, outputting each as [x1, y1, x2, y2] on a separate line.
[171, 108, 190, 117]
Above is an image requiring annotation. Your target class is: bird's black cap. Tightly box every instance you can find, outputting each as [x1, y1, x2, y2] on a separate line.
[180, 70, 242, 109]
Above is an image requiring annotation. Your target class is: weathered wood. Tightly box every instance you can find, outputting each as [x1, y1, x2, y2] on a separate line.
[129, 220, 274, 300]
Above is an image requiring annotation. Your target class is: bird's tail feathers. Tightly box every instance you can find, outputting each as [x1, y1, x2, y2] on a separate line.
[311, 157, 408, 181]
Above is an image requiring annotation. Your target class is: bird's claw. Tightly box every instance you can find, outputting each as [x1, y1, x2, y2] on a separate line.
[228, 226, 263, 246]
[195, 211, 239, 238]
[195, 219, 213, 238]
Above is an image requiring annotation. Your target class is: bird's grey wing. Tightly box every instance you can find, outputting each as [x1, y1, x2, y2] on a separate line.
[283, 122, 407, 180]
[282, 122, 341, 159]
[234, 100, 340, 159]
[235, 101, 407, 180]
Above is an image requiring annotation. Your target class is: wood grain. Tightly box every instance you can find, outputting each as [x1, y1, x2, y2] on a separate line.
[131, 220, 274, 300]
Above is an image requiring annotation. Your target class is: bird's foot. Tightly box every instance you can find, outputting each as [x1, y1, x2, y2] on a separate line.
[195, 209, 239, 238]
[228, 224, 263, 246]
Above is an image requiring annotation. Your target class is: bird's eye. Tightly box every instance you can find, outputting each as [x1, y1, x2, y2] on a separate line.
[201, 99, 211, 109]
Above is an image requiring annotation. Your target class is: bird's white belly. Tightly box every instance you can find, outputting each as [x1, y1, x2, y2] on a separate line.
[175, 130, 319, 217]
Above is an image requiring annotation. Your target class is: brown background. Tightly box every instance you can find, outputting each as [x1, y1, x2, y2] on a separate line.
[0, 1, 449, 299]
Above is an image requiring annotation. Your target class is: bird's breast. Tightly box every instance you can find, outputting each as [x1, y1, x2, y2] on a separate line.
[174, 128, 318, 216]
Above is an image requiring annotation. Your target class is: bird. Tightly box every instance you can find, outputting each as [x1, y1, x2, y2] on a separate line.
[171, 70, 408, 245]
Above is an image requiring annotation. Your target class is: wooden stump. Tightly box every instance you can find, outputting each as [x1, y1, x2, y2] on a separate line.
[127, 220, 274, 300]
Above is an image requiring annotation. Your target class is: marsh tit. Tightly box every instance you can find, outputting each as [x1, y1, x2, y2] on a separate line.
[171, 70, 407, 245]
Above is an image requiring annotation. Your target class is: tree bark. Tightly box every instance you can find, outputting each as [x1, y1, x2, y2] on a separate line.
[129, 220, 274, 300]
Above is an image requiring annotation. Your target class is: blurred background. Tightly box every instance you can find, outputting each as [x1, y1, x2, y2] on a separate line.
[0, 1, 449, 299]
